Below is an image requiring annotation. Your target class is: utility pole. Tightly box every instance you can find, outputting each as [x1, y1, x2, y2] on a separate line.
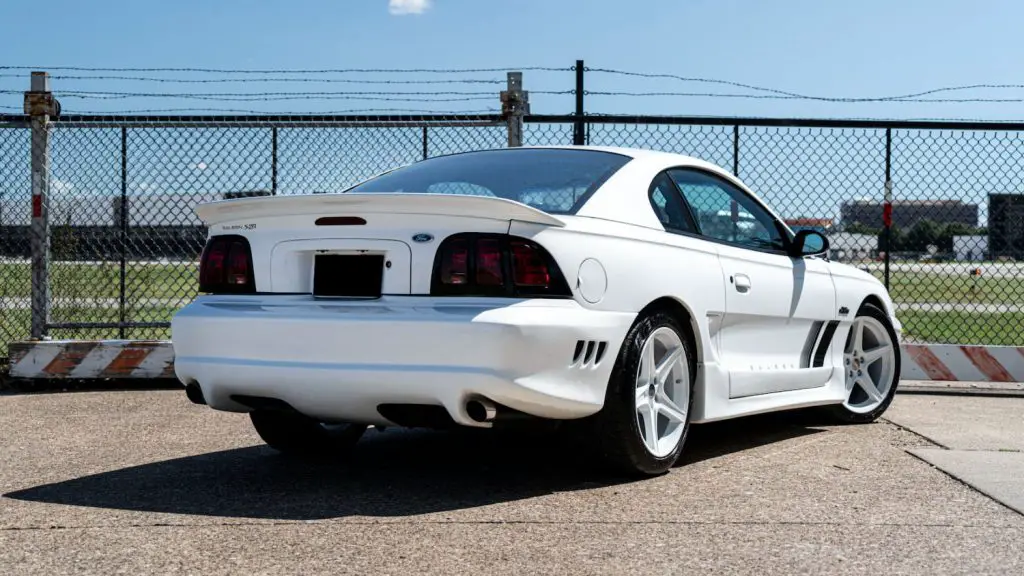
[24, 71, 60, 339]
[502, 71, 529, 147]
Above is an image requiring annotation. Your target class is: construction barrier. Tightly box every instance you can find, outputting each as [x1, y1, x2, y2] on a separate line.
[7, 340, 175, 380]
[901, 344, 1024, 383]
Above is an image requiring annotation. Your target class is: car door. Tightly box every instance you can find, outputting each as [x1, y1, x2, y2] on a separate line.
[666, 168, 837, 398]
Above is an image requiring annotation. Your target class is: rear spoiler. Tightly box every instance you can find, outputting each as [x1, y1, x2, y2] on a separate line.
[195, 192, 566, 228]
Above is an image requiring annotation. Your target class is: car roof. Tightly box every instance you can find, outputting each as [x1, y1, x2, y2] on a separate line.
[511, 145, 788, 233]
[514, 144, 704, 162]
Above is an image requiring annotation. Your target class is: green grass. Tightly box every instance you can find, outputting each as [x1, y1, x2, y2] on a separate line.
[897, 310, 1024, 346]
[0, 307, 179, 346]
[867, 269, 1021, 306]
[0, 262, 198, 301]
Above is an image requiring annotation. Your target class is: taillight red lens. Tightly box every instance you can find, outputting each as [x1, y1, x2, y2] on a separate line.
[226, 241, 250, 285]
[200, 243, 226, 288]
[475, 238, 504, 286]
[199, 235, 254, 293]
[511, 240, 551, 288]
[439, 238, 469, 285]
[431, 233, 568, 297]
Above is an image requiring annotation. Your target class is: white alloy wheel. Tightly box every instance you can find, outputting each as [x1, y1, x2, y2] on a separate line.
[842, 315, 897, 414]
[634, 326, 691, 458]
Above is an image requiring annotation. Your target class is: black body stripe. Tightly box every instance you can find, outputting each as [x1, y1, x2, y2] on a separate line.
[812, 321, 840, 367]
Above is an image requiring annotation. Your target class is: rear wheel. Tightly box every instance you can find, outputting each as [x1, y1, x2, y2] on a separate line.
[592, 310, 696, 476]
[826, 302, 901, 423]
[249, 410, 367, 457]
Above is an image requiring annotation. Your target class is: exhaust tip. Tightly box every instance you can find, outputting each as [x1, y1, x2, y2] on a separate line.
[466, 398, 497, 423]
[184, 382, 206, 405]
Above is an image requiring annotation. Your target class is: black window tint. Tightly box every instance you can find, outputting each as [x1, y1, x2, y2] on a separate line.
[668, 169, 786, 251]
[648, 172, 696, 233]
[344, 148, 631, 215]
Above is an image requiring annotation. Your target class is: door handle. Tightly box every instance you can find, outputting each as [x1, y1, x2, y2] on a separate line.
[733, 273, 751, 293]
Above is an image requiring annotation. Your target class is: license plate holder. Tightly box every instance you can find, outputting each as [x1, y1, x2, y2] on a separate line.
[312, 253, 384, 298]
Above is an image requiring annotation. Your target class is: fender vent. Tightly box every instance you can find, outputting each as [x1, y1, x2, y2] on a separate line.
[571, 339, 608, 368]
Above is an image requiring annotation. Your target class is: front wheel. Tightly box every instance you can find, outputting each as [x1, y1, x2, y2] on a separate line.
[249, 410, 368, 457]
[826, 302, 901, 423]
[592, 310, 696, 476]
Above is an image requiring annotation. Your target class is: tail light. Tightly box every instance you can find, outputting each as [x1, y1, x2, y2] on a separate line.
[199, 235, 255, 294]
[431, 233, 571, 298]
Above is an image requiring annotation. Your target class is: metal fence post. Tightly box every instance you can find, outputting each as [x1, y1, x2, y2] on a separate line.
[24, 71, 59, 340]
[119, 127, 128, 338]
[270, 127, 278, 195]
[732, 125, 740, 176]
[502, 72, 528, 147]
[573, 60, 585, 145]
[883, 128, 892, 289]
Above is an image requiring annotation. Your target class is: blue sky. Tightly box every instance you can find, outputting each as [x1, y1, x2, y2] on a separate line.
[1, 0, 1023, 120]
[0, 0, 1020, 230]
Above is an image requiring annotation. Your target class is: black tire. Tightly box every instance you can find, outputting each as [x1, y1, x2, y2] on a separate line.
[825, 302, 901, 424]
[249, 410, 367, 457]
[591, 309, 697, 476]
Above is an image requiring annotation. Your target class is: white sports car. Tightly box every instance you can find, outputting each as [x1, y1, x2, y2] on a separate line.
[171, 146, 902, 476]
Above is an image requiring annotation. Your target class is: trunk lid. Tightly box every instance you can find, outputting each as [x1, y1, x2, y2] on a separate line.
[195, 193, 565, 295]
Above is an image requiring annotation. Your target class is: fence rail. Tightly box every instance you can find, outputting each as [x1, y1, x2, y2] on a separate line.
[2, 69, 1023, 359]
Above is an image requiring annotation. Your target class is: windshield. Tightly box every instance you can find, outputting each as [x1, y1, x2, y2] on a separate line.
[343, 148, 632, 214]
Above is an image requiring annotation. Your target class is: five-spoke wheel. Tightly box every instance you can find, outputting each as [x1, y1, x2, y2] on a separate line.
[634, 327, 691, 458]
[593, 309, 696, 476]
[828, 302, 901, 423]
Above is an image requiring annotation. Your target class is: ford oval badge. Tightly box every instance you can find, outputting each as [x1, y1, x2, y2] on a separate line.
[412, 233, 434, 243]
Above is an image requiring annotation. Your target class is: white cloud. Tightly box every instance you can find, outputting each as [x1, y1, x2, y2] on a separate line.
[195, 161, 208, 171]
[389, 0, 431, 15]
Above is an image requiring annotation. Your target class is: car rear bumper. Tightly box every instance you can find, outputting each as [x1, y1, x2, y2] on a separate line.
[171, 295, 635, 426]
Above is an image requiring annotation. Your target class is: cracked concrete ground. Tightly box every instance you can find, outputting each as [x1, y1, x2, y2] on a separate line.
[1, 390, 1022, 575]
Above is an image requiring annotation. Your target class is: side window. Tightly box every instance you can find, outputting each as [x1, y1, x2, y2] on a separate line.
[667, 168, 785, 251]
[648, 172, 697, 234]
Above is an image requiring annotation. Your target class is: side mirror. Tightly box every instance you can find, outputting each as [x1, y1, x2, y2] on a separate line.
[790, 229, 829, 258]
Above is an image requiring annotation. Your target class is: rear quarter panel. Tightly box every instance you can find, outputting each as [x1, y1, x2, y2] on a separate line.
[510, 217, 727, 368]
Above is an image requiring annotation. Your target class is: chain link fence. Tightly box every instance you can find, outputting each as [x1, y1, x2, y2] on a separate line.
[2, 113, 1023, 357]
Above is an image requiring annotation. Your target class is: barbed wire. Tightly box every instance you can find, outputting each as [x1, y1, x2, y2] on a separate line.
[3, 63, 1024, 111]
[586, 67, 1024, 103]
[584, 90, 1024, 103]
[0, 73, 506, 85]
[2, 88, 570, 97]
[0, 65, 571, 74]
[0, 104, 500, 114]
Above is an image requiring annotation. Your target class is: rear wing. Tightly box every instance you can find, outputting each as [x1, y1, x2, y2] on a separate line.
[195, 192, 566, 228]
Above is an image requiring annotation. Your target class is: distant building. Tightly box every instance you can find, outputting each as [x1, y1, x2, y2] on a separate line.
[989, 193, 1024, 259]
[1, 190, 269, 260]
[827, 232, 877, 262]
[840, 199, 977, 229]
[785, 217, 833, 234]
[112, 192, 224, 227]
[953, 235, 987, 261]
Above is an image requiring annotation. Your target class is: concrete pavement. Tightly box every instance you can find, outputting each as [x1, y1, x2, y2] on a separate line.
[886, 394, 1024, 517]
[0, 390, 1021, 575]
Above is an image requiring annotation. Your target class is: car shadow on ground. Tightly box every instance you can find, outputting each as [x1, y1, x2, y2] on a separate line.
[4, 409, 828, 521]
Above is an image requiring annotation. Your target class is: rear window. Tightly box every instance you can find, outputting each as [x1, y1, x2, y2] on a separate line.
[343, 148, 631, 215]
